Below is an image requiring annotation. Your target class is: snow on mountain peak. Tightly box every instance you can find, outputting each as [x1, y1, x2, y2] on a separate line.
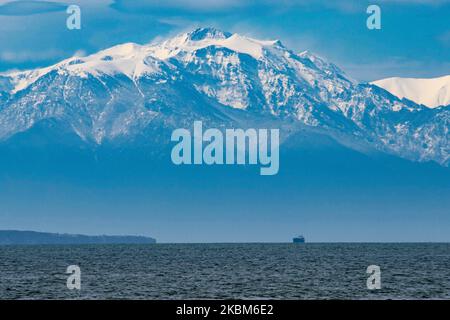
[186, 27, 232, 41]
[1, 28, 311, 95]
[63, 42, 164, 79]
[2, 42, 164, 93]
[0, 27, 448, 166]
[298, 50, 355, 84]
[371, 75, 450, 108]
[149, 28, 279, 60]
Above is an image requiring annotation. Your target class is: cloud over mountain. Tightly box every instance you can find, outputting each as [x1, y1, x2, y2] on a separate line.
[0, 0, 67, 16]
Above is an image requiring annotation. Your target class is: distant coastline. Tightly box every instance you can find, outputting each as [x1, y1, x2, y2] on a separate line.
[0, 230, 156, 245]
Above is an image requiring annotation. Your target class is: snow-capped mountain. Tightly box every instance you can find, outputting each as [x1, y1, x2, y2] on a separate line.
[372, 75, 450, 108]
[0, 27, 448, 165]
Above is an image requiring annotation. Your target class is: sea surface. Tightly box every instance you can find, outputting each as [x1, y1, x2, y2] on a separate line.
[0, 243, 449, 300]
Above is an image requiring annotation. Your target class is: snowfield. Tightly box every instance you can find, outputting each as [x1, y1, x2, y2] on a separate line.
[372, 75, 450, 108]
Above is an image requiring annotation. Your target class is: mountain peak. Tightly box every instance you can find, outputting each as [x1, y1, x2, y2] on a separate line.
[0, 28, 448, 166]
[187, 27, 232, 41]
[372, 75, 450, 108]
[152, 28, 279, 60]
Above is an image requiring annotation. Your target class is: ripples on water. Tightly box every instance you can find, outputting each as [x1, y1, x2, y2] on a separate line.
[0, 243, 449, 299]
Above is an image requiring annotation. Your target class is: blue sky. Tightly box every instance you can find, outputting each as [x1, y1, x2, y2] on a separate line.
[0, 0, 449, 81]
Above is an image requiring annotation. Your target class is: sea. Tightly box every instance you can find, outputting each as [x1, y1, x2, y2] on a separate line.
[0, 243, 449, 300]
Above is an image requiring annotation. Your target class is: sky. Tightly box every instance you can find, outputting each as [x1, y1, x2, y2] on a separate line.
[0, 0, 449, 81]
[0, 1, 449, 243]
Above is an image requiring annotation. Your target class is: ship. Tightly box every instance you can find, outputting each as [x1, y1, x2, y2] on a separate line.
[292, 235, 305, 243]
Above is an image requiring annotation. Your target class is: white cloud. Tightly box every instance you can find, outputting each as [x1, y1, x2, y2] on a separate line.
[0, 49, 65, 63]
[0, 1, 67, 16]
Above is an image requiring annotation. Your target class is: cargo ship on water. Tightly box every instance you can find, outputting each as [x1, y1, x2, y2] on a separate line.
[293, 235, 305, 243]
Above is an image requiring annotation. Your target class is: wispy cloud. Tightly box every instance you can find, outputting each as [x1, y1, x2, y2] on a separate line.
[110, 0, 242, 14]
[0, 0, 67, 16]
[0, 49, 65, 63]
[110, 0, 362, 14]
[378, 0, 449, 4]
[438, 30, 450, 47]
[110, 0, 450, 15]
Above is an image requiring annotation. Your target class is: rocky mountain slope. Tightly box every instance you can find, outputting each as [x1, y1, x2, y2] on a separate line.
[0, 27, 448, 165]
